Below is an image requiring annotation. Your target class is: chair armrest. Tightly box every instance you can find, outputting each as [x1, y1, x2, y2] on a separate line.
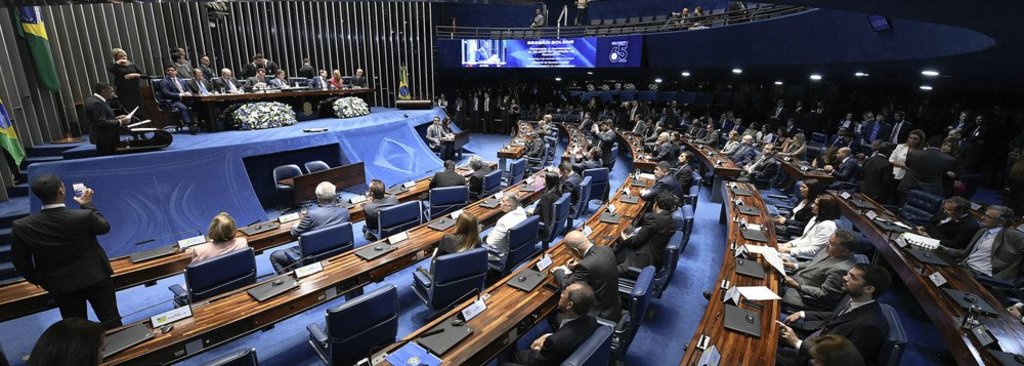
[168, 284, 188, 298]
[307, 323, 328, 344]
[413, 270, 433, 288]
[976, 274, 1019, 289]
[624, 266, 643, 279]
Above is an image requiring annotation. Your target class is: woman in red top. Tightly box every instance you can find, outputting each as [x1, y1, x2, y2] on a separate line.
[328, 69, 344, 89]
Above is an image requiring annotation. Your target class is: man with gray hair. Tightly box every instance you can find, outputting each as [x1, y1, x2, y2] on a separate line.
[468, 155, 492, 195]
[551, 230, 622, 321]
[485, 194, 527, 271]
[269, 181, 351, 273]
[917, 196, 979, 250]
[941, 205, 1024, 282]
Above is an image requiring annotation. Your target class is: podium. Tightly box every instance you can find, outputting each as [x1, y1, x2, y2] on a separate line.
[114, 128, 173, 154]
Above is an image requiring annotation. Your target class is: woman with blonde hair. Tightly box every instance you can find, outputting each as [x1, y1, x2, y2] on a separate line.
[328, 69, 344, 89]
[189, 212, 249, 263]
[417, 212, 482, 278]
[107, 48, 145, 114]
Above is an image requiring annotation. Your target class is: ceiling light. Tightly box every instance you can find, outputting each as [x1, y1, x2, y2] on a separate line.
[586, 71, 593, 75]
[854, 72, 869, 77]
[654, 78, 663, 83]
[554, 77, 562, 81]
[681, 71, 691, 77]
[921, 70, 940, 77]
[809, 74, 822, 81]
[774, 81, 783, 85]
[732, 68, 743, 74]
[919, 85, 933, 91]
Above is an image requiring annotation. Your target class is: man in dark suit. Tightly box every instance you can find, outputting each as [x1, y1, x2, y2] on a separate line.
[507, 283, 600, 366]
[738, 143, 777, 183]
[525, 133, 546, 159]
[675, 152, 695, 191]
[616, 192, 677, 274]
[887, 111, 914, 144]
[11, 176, 122, 330]
[596, 122, 617, 169]
[825, 148, 860, 190]
[214, 68, 242, 94]
[782, 230, 858, 311]
[859, 116, 891, 148]
[917, 197, 979, 250]
[642, 162, 685, 203]
[187, 68, 213, 95]
[777, 263, 892, 366]
[731, 135, 759, 167]
[571, 147, 603, 174]
[860, 141, 896, 204]
[768, 99, 787, 124]
[941, 205, 1024, 282]
[552, 231, 622, 322]
[84, 83, 129, 155]
[297, 58, 316, 79]
[269, 182, 352, 273]
[558, 162, 583, 217]
[240, 53, 279, 79]
[157, 65, 194, 129]
[430, 160, 467, 189]
[467, 156, 492, 196]
[898, 136, 955, 196]
[362, 179, 399, 241]
[350, 68, 368, 88]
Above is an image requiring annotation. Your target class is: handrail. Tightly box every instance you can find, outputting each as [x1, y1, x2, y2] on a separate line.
[438, 4, 810, 40]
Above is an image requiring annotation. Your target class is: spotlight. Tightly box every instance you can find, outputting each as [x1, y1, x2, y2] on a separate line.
[921, 70, 940, 77]
[555, 77, 562, 81]
[809, 74, 822, 81]
[681, 71, 691, 77]
[654, 78, 663, 83]
[919, 85, 933, 91]
[774, 81, 783, 85]
[731, 68, 743, 74]
[586, 71, 593, 75]
[854, 72, 869, 77]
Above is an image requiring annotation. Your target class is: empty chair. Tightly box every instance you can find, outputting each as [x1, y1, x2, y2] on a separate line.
[423, 186, 470, 220]
[372, 201, 422, 240]
[809, 132, 827, 146]
[542, 193, 572, 246]
[878, 303, 908, 366]
[273, 164, 303, 198]
[602, 19, 614, 25]
[610, 266, 655, 357]
[307, 284, 399, 366]
[683, 184, 700, 210]
[491, 216, 541, 275]
[304, 160, 330, 174]
[473, 169, 503, 199]
[273, 223, 355, 274]
[589, 19, 602, 26]
[169, 248, 257, 307]
[544, 135, 558, 164]
[571, 176, 593, 219]
[640, 15, 654, 23]
[412, 247, 488, 314]
[504, 158, 526, 186]
[582, 168, 610, 202]
[208, 348, 259, 366]
[526, 143, 550, 173]
[614, 17, 627, 24]
[560, 323, 613, 366]
[897, 189, 944, 225]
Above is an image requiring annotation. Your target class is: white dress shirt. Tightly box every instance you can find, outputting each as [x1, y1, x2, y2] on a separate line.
[965, 227, 1003, 276]
[889, 143, 910, 180]
[786, 217, 838, 258]
[485, 207, 528, 264]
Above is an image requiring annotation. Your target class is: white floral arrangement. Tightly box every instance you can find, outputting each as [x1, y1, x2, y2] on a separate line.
[232, 102, 297, 130]
[624, 83, 637, 90]
[332, 97, 370, 118]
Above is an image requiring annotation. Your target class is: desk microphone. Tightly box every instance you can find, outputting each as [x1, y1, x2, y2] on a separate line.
[133, 229, 200, 246]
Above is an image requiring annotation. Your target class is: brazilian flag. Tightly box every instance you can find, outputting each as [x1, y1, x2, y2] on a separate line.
[12, 7, 61, 92]
[398, 65, 411, 100]
[0, 99, 26, 166]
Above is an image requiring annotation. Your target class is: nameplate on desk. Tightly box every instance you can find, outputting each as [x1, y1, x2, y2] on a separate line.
[970, 202, 983, 211]
[536, 254, 553, 271]
[177, 235, 207, 249]
[800, 166, 810, 172]
[608, 204, 617, 213]
[582, 225, 593, 236]
[389, 232, 409, 244]
[620, 195, 640, 204]
[734, 198, 744, 206]
[865, 210, 879, 220]
[929, 272, 948, 287]
[278, 212, 301, 223]
[723, 286, 740, 304]
[295, 262, 324, 278]
[494, 191, 505, 199]
[151, 305, 192, 328]
[840, 191, 852, 200]
[461, 298, 487, 322]
[746, 223, 762, 231]
[403, 181, 417, 189]
[697, 345, 721, 366]
[450, 209, 465, 220]
[350, 195, 367, 204]
[638, 173, 656, 180]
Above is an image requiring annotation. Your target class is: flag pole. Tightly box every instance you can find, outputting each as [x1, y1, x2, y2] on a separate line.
[50, 90, 83, 144]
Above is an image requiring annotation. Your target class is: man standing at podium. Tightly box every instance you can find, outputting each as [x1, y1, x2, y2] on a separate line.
[84, 83, 129, 155]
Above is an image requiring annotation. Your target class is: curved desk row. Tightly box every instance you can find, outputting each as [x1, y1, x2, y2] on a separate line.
[681, 139, 741, 203]
[497, 121, 535, 168]
[616, 130, 658, 172]
[558, 123, 590, 163]
[776, 158, 834, 185]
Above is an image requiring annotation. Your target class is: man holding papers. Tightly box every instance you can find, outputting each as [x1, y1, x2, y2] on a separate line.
[781, 231, 857, 311]
[85, 83, 130, 155]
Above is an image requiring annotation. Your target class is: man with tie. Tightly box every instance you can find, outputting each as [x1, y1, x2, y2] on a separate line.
[737, 143, 777, 183]
[887, 111, 914, 144]
[781, 230, 858, 311]
[824, 147, 861, 190]
[425, 116, 453, 160]
[730, 135, 758, 166]
[187, 68, 213, 96]
[551, 231, 622, 322]
[776, 263, 892, 366]
[157, 65, 194, 129]
[769, 99, 787, 123]
[246, 68, 269, 90]
[940, 205, 1024, 282]
[641, 161, 685, 203]
[83, 83, 129, 155]
[214, 68, 242, 94]
[898, 135, 955, 196]
[350, 68, 368, 88]
[506, 283, 600, 366]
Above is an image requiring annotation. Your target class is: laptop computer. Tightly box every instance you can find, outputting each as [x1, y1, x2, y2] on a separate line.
[737, 206, 761, 216]
[600, 212, 621, 224]
[480, 198, 500, 208]
[355, 243, 395, 261]
[506, 269, 546, 292]
[620, 195, 640, 204]
[428, 217, 457, 231]
[735, 258, 766, 279]
[102, 323, 154, 358]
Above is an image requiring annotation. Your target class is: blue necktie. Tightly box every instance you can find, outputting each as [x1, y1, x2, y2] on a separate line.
[198, 81, 208, 95]
[869, 123, 880, 142]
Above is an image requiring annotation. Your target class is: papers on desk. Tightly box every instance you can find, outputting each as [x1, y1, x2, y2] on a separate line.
[737, 286, 781, 301]
[129, 127, 158, 132]
[900, 233, 940, 250]
[742, 245, 786, 274]
[637, 173, 656, 180]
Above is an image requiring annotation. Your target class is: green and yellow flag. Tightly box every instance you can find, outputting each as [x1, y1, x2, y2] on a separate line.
[12, 7, 60, 92]
[0, 98, 26, 166]
[398, 65, 411, 100]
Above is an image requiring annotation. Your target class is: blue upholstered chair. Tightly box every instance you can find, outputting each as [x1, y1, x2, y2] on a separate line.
[504, 158, 526, 187]
[684, 184, 700, 210]
[307, 284, 399, 366]
[292, 223, 354, 270]
[878, 303, 908, 366]
[373, 201, 422, 240]
[542, 193, 572, 247]
[560, 323, 613, 366]
[854, 253, 870, 265]
[610, 266, 655, 357]
[619, 232, 682, 299]
[304, 160, 330, 174]
[273, 164, 303, 198]
[526, 143, 549, 173]
[582, 168, 610, 202]
[544, 136, 558, 165]
[169, 248, 257, 307]
[608, 144, 618, 170]
[490, 216, 541, 275]
[412, 247, 488, 314]
[571, 176, 592, 219]
[208, 348, 259, 366]
[680, 204, 695, 242]
[897, 189, 943, 225]
[423, 186, 470, 220]
[474, 169, 503, 200]
[808, 132, 827, 147]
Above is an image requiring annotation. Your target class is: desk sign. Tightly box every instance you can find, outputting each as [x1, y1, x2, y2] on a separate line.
[696, 334, 712, 351]
[278, 212, 301, 223]
[350, 195, 368, 204]
[151, 305, 192, 328]
[840, 191, 852, 200]
[734, 198, 744, 206]
[734, 245, 748, 258]
[450, 209, 465, 220]
[582, 226, 593, 236]
[929, 272, 948, 287]
[866, 210, 879, 220]
[723, 286, 741, 305]
[494, 191, 505, 199]
[403, 181, 417, 189]
[608, 204, 617, 214]
[536, 254, 553, 271]
[389, 232, 409, 244]
[747, 223, 762, 231]
[295, 262, 324, 279]
[177, 235, 207, 249]
[697, 345, 721, 366]
[461, 298, 487, 322]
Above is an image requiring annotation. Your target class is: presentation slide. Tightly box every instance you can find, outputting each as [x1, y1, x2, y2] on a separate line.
[459, 36, 641, 68]
[503, 38, 597, 68]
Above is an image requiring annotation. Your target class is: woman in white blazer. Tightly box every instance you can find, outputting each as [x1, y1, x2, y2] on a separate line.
[779, 195, 841, 258]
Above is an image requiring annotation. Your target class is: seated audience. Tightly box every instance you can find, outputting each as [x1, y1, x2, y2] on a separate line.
[187, 68, 213, 95]
[417, 212, 481, 277]
[860, 141, 896, 205]
[534, 172, 563, 239]
[156, 65, 194, 127]
[808, 334, 866, 366]
[774, 179, 824, 231]
[698, 123, 719, 147]
[647, 132, 675, 165]
[362, 179, 399, 240]
[779, 132, 807, 160]
[246, 68, 269, 89]
[505, 283, 599, 366]
[571, 146, 603, 173]
[675, 152, 695, 191]
[269, 182, 351, 273]
[616, 192, 677, 274]
[551, 230, 623, 322]
[916, 196, 979, 250]
[190, 212, 249, 264]
[824, 147, 861, 189]
[430, 160, 467, 188]
[328, 69, 344, 89]
[738, 143, 777, 183]
[485, 195, 529, 269]
[782, 230, 858, 311]
[28, 318, 105, 366]
[641, 161, 685, 203]
[309, 69, 329, 89]
[468, 156, 492, 194]
[268, 69, 289, 88]
[940, 205, 1023, 282]
[779, 196, 841, 259]
[558, 162, 583, 216]
[214, 68, 242, 94]
[730, 135, 758, 165]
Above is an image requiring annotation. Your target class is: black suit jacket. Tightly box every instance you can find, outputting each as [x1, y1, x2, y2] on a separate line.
[11, 204, 113, 295]
[537, 189, 561, 239]
[84, 95, 121, 147]
[899, 148, 954, 195]
[518, 315, 599, 366]
[187, 78, 213, 94]
[526, 139, 546, 159]
[831, 157, 861, 186]
[674, 164, 694, 191]
[925, 213, 979, 250]
[597, 130, 617, 167]
[888, 120, 914, 144]
[562, 173, 582, 212]
[786, 301, 888, 365]
[429, 170, 466, 189]
[554, 246, 622, 322]
[213, 77, 241, 93]
[618, 210, 675, 271]
[861, 154, 895, 204]
[468, 166, 492, 194]
[643, 174, 685, 203]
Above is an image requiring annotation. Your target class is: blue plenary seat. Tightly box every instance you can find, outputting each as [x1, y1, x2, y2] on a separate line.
[544, 136, 558, 164]
[374, 201, 422, 239]
[504, 158, 526, 186]
[491, 216, 541, 275]
[543, 193, 572, 246]
[610, 266, 655, 357]
[424, 186, 470, 220]
[412, 247, 488, 314]
[878, 303, 907, 366]
[307, 284, 399, 366]
[208, 348, 259, 366]
[897, 189, 943, 225]
[572, 176, 592, 219]
[560, 322, 613, 366]
[304, 160, 330, 174]
[169, 248, 257, 307]
[583, 168, 610, 202]
[475, 169, 503, 199]
[526, 143, 550, 173]
[273, 164, 303, 197]
[290, 223, 354, 272]
[619, 231, 682, 299]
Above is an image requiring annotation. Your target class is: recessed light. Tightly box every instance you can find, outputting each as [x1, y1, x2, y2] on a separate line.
[732, 68, 743, 74]
[554, 77, 562, 81]
[854, 72, 869, 77]
[774, 81, 783, 85]
[654, 78, 663, 83]
[681, 71, 691, 77]
[809, 74, 822, 81]
[920, 85, 933, 90]
[922, 70, 940, 77]
[586, 71, 593, 75]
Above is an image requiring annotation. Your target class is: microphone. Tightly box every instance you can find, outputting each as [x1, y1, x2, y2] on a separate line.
[133, 229, 198, 246]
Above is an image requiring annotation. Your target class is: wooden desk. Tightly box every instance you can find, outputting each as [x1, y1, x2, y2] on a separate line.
[497, 121, 535, 168]
[682, 140, 742, 203]
[558, 123, 590, 163]
[181, 88, 373, 132]
[447, 130, 471, 155]
[615, 130, 658, 172]
[834, 192, 1024, 365]
[375, 177, 655, 366]
[777, 158, 834, 185]
[101, 171, 549, 365]
[680, 181, 781, 365]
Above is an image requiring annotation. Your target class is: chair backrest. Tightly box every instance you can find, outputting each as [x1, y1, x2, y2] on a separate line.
[325, 284, 399, 366]
[560, 323, 613, 366]
[505, 216, 541, 273]
[685, 184, 700, 208]
[209, 348, 259, 366]
[878, 303, 907, 366]
[898, 189, 944, 225]
[298, 222, 354, 265]
[482, 169, 503, 196]
[304, 160, 330, 174]
[429, 186, 470, 219]
[429, 247, 489, 311]
[546, 193, 572, 242]
[508, 158, 526, 184]
[185, 248, 257, 303]
[377, 201, 422, 237]
[810, 132, 827, 146]
[573, 176, 592, 219]
[680, 204, 695, 238]
[544, 136, 558, 159]
[653, 232, 683, 297]
[609, 145, 618, 169]
[582, 168, 609, 202]
[614, 266, 655, 355]
[273, 164, 303, 185]
[854, 253, 870, 264]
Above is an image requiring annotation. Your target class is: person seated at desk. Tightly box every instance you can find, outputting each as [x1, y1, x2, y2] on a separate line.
[84, 83, 130, 156]
[777, 264, 892, 366]
[551, 231, 622, 322]
[362, 179, 399, 241]
[823, 147, 861, 190]
[537, 115, 555, 139]
[350, 68, 367, 88]
[525, 133, 545, 159]
[28, 318, 106, 366]
[485, 195, 529, 270]
[782, 230, 858, 311]
[189, 212, 249, 264]
[808, 334, 866, 366]
[426, 116, 455, 160]
[309, 69, 329, 89]
[328, 69, 344, 89]
[268, 70, 290, 89]
[737, 143, 778, 183]
[187, 68, 213, 96]
[156, 65, 194, 129]
[504, 283, 600, 366]
[774, 179, 824, 236]
[730, 135, 758, 165]
[631, 115, 649, 137]
[430, 160, 467, 189]
[915, 196, 979, 250]
[246, 68, 269, 90]
[570, 146, 603, 173]
[778, 196, 840, 259]
[214, 68, 242, 94]
[674, 152, 695, 191]
[698, 123, 719, 147]
[720, 130, 742, 156]
[641, 161, 685, 203]
[940, 205, 1024, 282]
[269, 182, 351, 273]
[467, 156, 492, 194]
[616, 192, 677, 274]
[645, 132, 675, 165]
[532, 172, 563, 239]
[416, 212, 481, 277]
[779, 132, 807, 161]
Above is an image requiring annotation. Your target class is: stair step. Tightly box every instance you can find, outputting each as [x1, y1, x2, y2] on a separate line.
[0, 197, 30, 227]
[0, 244, 10, 262]
[0, 227, 10, 240]
[5, 182, 28, 198]
[25, 144, 78, 157]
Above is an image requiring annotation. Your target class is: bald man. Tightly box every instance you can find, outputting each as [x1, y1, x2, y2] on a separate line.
[550, 230, 622, 322]
[506, 283, 600, 366]
[825, 147, 861, 189]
